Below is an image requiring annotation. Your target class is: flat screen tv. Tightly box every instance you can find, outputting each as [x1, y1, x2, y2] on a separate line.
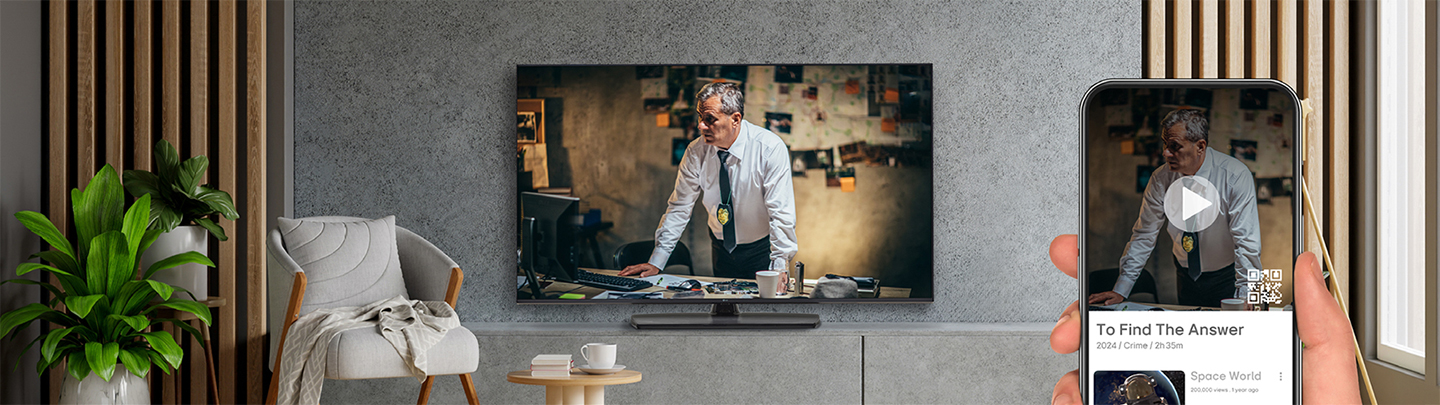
[515, 64, 933, 328]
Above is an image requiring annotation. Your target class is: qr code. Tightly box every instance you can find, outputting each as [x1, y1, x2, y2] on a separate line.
[1246, 269, 1284, 305]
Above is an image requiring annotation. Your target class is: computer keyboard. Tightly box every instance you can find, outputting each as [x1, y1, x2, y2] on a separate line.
[574, 270, 654, 292]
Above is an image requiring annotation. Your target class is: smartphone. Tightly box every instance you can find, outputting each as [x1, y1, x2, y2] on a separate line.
[1079, 80, 1302, 404]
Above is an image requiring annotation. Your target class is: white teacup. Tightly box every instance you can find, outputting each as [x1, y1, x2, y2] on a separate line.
[580, 343, 617, 369]
[755, 271, 781, 298]
[1220, 298, 1246, 311]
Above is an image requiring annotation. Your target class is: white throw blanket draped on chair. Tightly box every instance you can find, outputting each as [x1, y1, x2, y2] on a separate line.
[275, 295, 461, 405]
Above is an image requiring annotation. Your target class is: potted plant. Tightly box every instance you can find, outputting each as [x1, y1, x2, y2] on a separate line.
[122, 140, 239, 300]
[0, 165, 215, 404]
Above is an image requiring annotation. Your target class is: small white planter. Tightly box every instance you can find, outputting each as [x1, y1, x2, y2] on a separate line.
[59, 367, 149, 404]
[140, 225, 208, 300]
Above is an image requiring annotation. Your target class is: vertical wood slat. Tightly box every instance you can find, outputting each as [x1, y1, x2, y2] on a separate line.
[105, 0, 124, 168]
[162, 0, 180, 148]
[246, 2, 268, 403]
[1252, 0, 1272, 78]
[1146, 0, 1167, 78]
[78, 0, 97, 183]
[134, 0, 152, 170]
[1277, 0, 1298, 88]
[1172, 0, 1193, 78]
[1302, 0, 1324, 262]
[1225, 0, 1245, 78]
[217, 1, 239, 403]
[1199, 0, 1220, 78]
[189, 3, 210, 403]
[162, 323, 176, 404]
[47, 1, 70, 402]
[1326, 0, 1351, 323]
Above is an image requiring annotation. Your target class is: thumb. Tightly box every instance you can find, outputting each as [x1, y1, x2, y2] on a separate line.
[1294, 252, 1361, 404]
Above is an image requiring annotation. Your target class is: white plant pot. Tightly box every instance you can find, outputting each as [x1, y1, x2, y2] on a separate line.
[140, 225, 208, 300]
[59, 367, 150, 404]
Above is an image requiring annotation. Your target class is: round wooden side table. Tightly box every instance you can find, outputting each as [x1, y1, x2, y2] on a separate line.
[506, 369, 641, 405]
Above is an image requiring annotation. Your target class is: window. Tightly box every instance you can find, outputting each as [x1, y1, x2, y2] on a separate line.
[1376, 0, 1427, 374]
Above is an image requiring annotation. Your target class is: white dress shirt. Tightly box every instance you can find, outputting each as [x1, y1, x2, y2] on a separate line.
[648, 119, 798, 271]
[1114, 146, 1262, 299]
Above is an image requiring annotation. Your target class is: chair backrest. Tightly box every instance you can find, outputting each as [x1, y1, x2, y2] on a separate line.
[613, 240, 692, 275]
[1086, 268, 1159, 303]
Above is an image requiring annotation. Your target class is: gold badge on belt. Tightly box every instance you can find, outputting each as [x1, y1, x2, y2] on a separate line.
[1182, 235, 1194, 252]
[717, 206, 730, 225]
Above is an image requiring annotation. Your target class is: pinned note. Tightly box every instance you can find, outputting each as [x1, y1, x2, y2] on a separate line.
[881, 118, 896, 133]
[1120, 140, 1134, 155]
[839, 177, 856, 192]
[884, 88, 899, 103]
[657, 113, 670, 127]
[845, 79, 860, 95]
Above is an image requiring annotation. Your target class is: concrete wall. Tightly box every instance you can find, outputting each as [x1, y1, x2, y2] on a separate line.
[0, 1, 45, 403]
[292, 0, 1139, 322]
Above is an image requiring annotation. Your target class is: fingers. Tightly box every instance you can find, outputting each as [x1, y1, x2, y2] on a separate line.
[1087, 294, 1105, 304]
[618, 266, 639, 276]
[1051, 300, 1081, 354]
[1051, 369, 1080, 405]
[1050, 235, 1079, 279]
[1294, 252, 1361, 404]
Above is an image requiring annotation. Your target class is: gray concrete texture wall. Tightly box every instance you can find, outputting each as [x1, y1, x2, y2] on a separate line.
[293, 0, 1140, 322]
[0, 1, 46, 403]
[526, 66, 932, 293]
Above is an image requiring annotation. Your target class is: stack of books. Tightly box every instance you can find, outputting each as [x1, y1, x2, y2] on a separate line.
[530, 354, 573, 377]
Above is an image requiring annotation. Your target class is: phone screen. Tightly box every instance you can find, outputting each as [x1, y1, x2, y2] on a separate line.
[1080, 80, 1301, 404]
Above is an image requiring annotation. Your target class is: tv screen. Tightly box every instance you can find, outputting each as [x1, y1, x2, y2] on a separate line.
[516, 64, 933, 303]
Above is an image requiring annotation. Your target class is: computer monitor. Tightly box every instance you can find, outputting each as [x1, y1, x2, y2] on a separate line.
[515, 64, 934, 328]
[519, 192, 581, 282]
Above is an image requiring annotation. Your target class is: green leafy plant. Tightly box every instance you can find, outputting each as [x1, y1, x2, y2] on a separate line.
[122, 140, 240, 241]
[0, 165, 215, 382]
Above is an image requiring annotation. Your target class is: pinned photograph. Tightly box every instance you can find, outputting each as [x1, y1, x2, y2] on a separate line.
[805, 86, 819, 100]
[1230, 139, 1258, 161]
[1240, 88, 1269, 110]
[1268, 113, 1284, 128]
[765, 112, 793, 134]
[774, 65, 804, 83]
[635, 65, 665, 79]
[517, 112, 539, 143]
[643, 98, 671, 114]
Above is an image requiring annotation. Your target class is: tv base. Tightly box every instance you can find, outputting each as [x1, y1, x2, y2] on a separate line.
[629, 303, 821, 329]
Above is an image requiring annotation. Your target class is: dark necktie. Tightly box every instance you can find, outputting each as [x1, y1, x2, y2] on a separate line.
[717, 150, 737, 253]
[1183, 231, 1201, 281]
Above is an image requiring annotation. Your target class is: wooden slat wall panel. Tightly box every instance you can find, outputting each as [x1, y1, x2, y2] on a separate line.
[1146, 0, 1166, 78]
[245, 2, 268, 403]
[134, 0, 152, 170]
[1252, 0, 1271, 78]
[1147, 0, 1357, 317]
[1199, 0, 1220, 78]
[105, 0, 123, 168]
[217, 2, 238, 402]
[1278, 0, 1298, 89]
[162, 0, 179, 148]
[1326, 0, 1352, 316]
[188, 3, 209, 404]
[1172, 0, 1192, 78]
[46, 1, 69, 403]
[78, 1, 96, 184]
[44, 0, 264, 403]
[1225, 0, 1244, 78]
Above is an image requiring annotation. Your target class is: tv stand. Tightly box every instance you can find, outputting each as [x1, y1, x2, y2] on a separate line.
[629, 303, 821, 329]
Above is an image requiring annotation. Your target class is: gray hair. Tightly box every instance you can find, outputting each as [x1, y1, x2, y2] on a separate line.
[1160, 109, 1209, 143]
[695, 82, 745, 118]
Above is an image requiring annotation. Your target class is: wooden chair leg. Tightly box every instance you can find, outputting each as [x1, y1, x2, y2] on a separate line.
[459, 374, 479, 405]
[417, 376, 436, 405]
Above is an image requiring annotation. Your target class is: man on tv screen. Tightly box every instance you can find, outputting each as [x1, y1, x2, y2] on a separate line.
[1088, 109, 1261, 308]
[618, 82, 798, 279]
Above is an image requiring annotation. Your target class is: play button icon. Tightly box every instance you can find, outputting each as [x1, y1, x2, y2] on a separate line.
[1164, 176, 1220, 233]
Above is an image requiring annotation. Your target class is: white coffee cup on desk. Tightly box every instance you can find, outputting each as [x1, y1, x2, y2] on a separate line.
[756, 271, 781, 298]
[1220, 298, 1246, 311]
[580, 343, 616, 369]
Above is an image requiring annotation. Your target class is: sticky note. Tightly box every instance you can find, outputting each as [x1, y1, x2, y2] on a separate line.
[881, 118, 896, 133]
[656, 113, 670, 127]
[845, 79, 860, 95]
[884, 88, 899, 103]
[1120, 140, 1134, 155]
[840, 177, 856, 192]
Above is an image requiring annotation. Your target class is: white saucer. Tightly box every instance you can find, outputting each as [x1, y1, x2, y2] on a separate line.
[576, 365, 625, 375]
